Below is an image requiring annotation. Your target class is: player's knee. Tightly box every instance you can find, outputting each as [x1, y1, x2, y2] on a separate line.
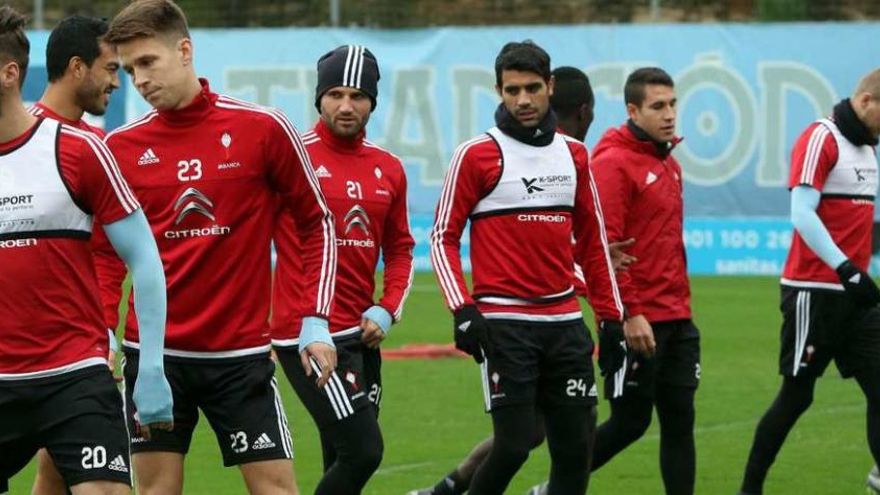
[619, 409, 652, 441]
[493, 436, 533, 467]
[349, 440, 383, 478]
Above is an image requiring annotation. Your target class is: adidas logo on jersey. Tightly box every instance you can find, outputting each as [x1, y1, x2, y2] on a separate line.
[252, 433, 276, 450]
[108, 455, 129, 473]
[137, 148, 160, 166]
[315, 165, 332, 178]
[646, 172, 658, 185]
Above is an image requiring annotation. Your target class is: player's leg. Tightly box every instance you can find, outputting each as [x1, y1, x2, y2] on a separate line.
[656, 385, 696, 495]
[306, 344, 385, 495]
[198, 357, 296, 494]
[41, 369, 133, 495]
[591, 392, 653, 470]
[32, 448, 68, 495]
[654, 320, 700, 495]
[469, 404, 539, 495]
[122, 353, 195, 495]
[543, 403, 596, 495]
[539, 320, 599, 495]
[276, 338, 383, 494]
[592, 337, 656, 471]
[844, 306, 880, 467]
[739, 374, 818, 494]
[68, 481, 128, 495]
[739, 288, 833, 494]
[469, 321, 543, 495]
[312, 409, 383, 495]
[239, 460, 299, 495]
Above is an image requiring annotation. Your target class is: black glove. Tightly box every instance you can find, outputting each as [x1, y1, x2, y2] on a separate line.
[836, 259, 880, 307]
[598, 320, 627, 377]
[453, 305, 491, 364]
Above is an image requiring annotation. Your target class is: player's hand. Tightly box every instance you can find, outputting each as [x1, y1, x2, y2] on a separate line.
[301, 342, 337, 388]
[132, 366, 174, 441]
[361, 319, 385, 349]
[624, 314, 655, 356]
[453, 304, 491, 364]
[609, 238, 637, 272]
[598, 320, 627, 377]
[836, 259, 880, 307]
[298, 316, 337, 387]
[361, 305, 392, 349]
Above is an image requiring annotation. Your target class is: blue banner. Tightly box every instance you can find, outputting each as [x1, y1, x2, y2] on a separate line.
[24, 23, 880, 274]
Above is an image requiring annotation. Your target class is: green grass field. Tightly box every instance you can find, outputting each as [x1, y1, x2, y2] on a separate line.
[9, 275, 876, 494]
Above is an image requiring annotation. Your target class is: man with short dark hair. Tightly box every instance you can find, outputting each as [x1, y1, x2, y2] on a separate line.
[412, 65, 622, 495]
[587, 67, 701, 495]
[431, 42, 625, 495]
[28, 14, 124, 495]
[0, 6, 172, 495]
[739, 68, 880, 495]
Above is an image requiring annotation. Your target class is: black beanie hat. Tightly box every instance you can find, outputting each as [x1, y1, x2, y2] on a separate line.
[315, 45, 380, 110]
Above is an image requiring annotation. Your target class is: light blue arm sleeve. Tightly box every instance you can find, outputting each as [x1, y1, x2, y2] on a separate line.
[104, 210, 173, 424]
[103, 210, 166, 364]
[790, 185, 847, 269]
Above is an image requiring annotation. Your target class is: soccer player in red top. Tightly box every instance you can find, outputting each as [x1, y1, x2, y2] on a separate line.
[0, 6, 172, 495]
[738, 69, 880, 495]
[272, 45, 415, 495]
[98, 1, 337, 494]
[27, 15, 125, 495]
[431, 41, 625, 495]
[587, 67, 700, 495]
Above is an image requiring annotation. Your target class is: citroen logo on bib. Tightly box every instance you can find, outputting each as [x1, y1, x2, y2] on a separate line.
[343, 204, 371, 236]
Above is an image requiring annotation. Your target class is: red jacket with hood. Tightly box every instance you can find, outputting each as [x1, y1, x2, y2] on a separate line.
[590, 122, 691, 323]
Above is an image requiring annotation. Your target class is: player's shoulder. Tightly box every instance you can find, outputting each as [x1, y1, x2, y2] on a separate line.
[559, 133, 588, 157]
[455, 133, 498, 161]
[363, 139, 403, 166]
[104, 109, 160, 144]
[213, 94, 298, 134]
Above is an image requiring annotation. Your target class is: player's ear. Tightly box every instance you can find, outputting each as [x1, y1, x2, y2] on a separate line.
[178, 37, 194, 67]
[546, 75, 554, 97]
[0, 60, 20, 90]
[68, 56, 85, 80]
[626, 102, 640, 121]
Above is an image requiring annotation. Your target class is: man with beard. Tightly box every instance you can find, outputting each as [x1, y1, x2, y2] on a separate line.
[411, 65, 634, 495]
[272, 45, 415, 495]
[430, 42, 625, 495]
[0, 6, 172, 494]
[27, 15, 126, 495]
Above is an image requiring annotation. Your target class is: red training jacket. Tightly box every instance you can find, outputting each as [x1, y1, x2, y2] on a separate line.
[97, 79, 336, 359]
[590, 123, 691, 323]
[272, 120, 414, 343]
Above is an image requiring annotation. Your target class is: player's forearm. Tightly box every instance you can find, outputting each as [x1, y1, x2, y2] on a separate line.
[301, 215, 337, 318]
[104, 210, 167, 368]
[380, 242, 415, 320]
[791, 185, 847, 269]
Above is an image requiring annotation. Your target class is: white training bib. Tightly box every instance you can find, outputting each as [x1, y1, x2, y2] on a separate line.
[0, 119, 92, 239]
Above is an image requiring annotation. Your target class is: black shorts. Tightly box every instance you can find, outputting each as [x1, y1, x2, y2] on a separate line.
[604, 319, 701, 400]
[275, 337, 382, 429]
[122, 352, 293, 466]
[480, 319, 597, 411]
[0, 366, 131, 489]
[779, 287, 880, 378]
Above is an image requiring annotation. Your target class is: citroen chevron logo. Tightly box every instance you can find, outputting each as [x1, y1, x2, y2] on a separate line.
[173, 187, 215, 225]
[343, 204, 371, 236]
